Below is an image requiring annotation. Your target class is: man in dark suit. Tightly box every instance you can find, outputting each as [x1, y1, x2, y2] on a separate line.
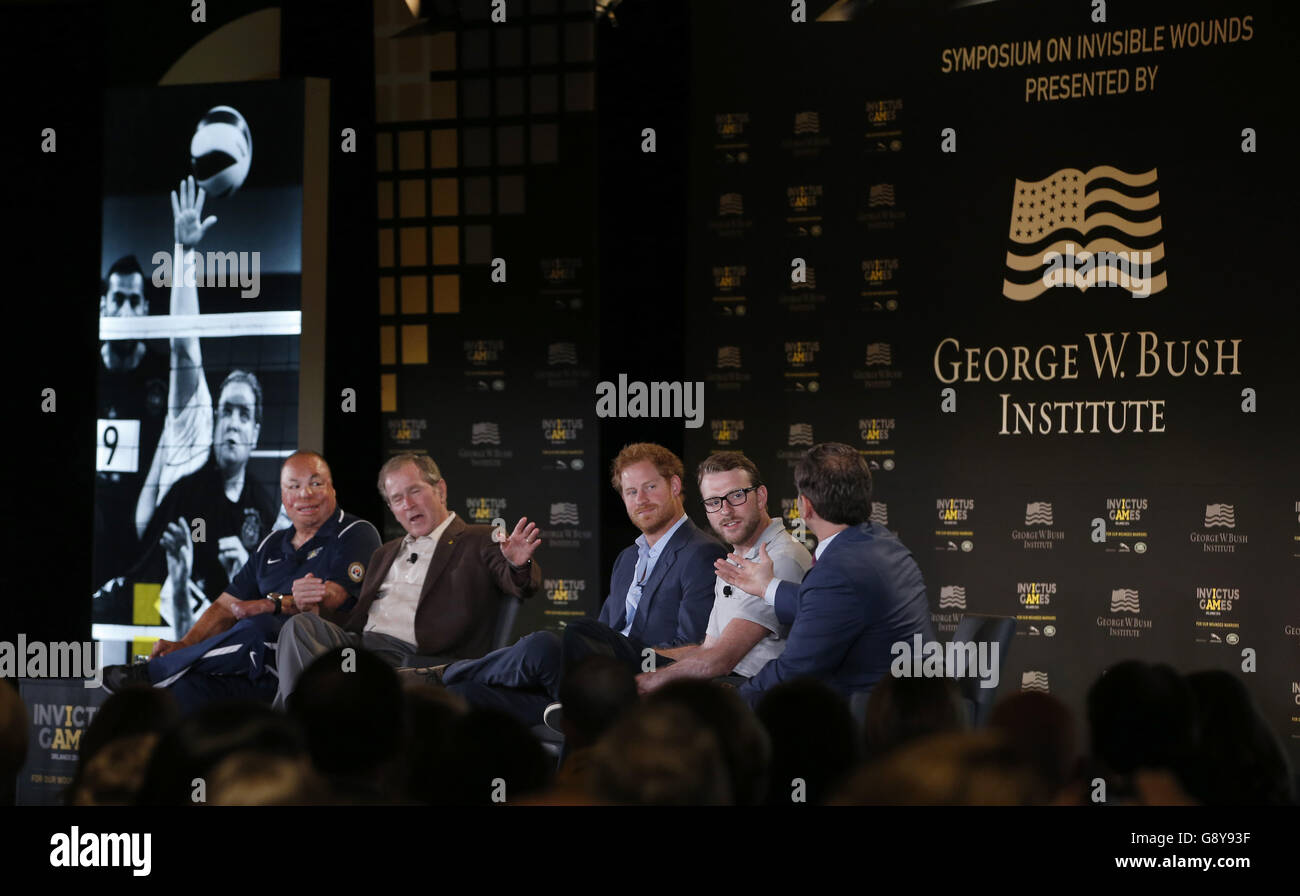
[715, 442, 933, 709]
[437, 443, 726, 725]
[272, 453, 542, 708]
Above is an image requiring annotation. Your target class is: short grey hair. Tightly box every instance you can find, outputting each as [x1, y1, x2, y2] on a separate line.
[376, 453, 441, 499]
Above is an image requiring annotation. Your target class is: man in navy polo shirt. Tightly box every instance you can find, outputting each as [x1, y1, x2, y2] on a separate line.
[101, 451, 381, 712]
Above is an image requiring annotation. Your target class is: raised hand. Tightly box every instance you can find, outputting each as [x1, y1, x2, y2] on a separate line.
[498, 517, 542, 567]
[171, 175, 218, 249]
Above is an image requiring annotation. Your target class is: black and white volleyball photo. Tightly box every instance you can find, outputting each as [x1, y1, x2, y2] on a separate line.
[93, 82, 310, 662]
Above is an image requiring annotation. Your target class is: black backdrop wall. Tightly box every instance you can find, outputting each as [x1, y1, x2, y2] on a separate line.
[4, 0, 1297, 769]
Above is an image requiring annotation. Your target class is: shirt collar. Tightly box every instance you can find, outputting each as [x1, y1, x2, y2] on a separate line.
[284, 506, 344, 555]
[814, 528, 842, 561]
[744, 518, 790, 560]
[636, 513, 689, 559]
[403, 511, 456, 551]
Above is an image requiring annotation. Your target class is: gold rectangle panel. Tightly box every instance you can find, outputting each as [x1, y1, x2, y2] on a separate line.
[378, 228, 394, 267]
[433, 274, 460, 314]
[377, 132, 393, 172]
[401, 325, 429, 364]
[431, 178, 458, 216]
[400, 226, 427, 266]
[378, 181, 394, 219]
[380, 325, 397, 365]
[399, 178, 425, 218]
[381, 373, 397, 412]
[401, 275, 428, 314]
[432, 226, 459, 265]
[430, 81, 457, 119]
[430, 129, 457, 168]
[379, 277, 396, 315]
[398, 130, 425, 169]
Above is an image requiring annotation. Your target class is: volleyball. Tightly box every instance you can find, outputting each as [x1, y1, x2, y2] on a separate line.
[190, 105, 252, 197]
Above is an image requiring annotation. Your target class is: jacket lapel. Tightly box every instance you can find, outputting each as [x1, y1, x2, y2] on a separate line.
[420, 516, 468, 602]
[628, 524, 684, 637]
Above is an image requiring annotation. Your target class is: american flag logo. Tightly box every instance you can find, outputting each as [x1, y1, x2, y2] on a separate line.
[1003, 165, 1167, 301]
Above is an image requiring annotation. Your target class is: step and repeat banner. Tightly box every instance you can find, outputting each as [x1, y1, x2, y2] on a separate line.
[686, 0, 1299, 765]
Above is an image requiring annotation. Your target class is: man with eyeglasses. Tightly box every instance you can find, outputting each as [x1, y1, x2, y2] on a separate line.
[715, 442, 933, 709]
[101, 452, 382, 712]
[271, 452, 542, 708]
[432, 442, 725, 726]
[634, 451, 813, 694]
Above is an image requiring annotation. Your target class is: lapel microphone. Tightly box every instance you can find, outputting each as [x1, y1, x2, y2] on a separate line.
[408, 553, 418, 563]
[722, 586, 733, 596]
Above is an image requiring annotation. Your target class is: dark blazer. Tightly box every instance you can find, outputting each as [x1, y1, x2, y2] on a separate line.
[339, 516, 541, 659]
[597, 518, 726, 648]
[739, 522, 934, 707]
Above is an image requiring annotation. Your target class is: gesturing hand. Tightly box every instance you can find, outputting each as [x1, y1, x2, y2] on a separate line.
[161, 517, 194, 589]
[497, 517, 542, 568]
[713, 544, 775, 598]
[171, 175, 218, 249]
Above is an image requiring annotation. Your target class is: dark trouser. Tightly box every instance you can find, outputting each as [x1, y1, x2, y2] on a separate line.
[442, 619, 670, 726]
[146, 614, 283, 714]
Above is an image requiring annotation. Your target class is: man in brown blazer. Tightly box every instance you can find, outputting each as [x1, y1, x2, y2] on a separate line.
[272, 452, 541, 709]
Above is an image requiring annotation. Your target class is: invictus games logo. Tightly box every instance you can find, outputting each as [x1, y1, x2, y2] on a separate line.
[937, 499, 974, 523]
[785, 341, 819, 367]
[1108, 497, 1147, 523]
[466, 497, 507, 524]
[464, 339, 504, 365]
[862, 258, 899, 283]
[939, 585, 967, 610]
[1099, 588, 1153, 639]
[709, 347, 752, 390]
[1196, 586, 1239, 616]
[710, 419, 744, 445]
[792, 266, 817, 290]
[859, 418, 895, 444]
[788, 423, 814, 447]
[712, 265, 746, 291]
[1002, 165, 1167, 301]
[715, 112, 749, 139]
[781, 498, 802, 527]
[387, 417, 429, 445]
[541, 257, 582, 284]
[1192, 503, 1248, 554]
[865, 98, 903, 152]
[866, 98, 903, 125]
[1093, 497, 1149, 554]
[542, 417, 583, 446]
[868, 184, 895, 207]
[1021, 671, 1050, 693]
[544, 578, 585, 605]
[1017, 582, 1056, 607]
[787, 185, 824, 212]
[861, 259, 900, 311]
[935, 499, 974, 549]
[471, 422, 501, 446]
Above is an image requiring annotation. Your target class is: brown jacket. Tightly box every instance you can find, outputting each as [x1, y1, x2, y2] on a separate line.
[338, 516, 540, 659]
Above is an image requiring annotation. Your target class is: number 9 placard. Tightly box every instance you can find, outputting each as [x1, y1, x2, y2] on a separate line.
[96, 418, 141, 473]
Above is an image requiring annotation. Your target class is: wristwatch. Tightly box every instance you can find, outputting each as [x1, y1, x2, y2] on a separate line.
[266, 593, 284, 615]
